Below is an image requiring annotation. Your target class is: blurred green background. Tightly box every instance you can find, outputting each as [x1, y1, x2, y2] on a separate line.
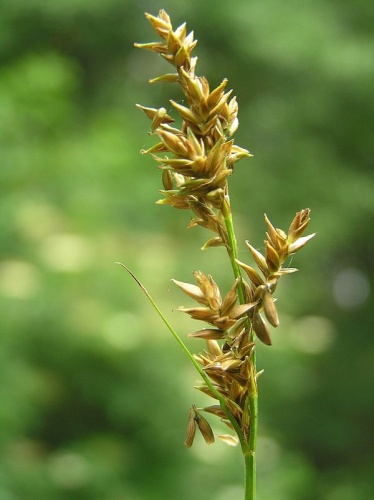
[1, 0, 373, 499]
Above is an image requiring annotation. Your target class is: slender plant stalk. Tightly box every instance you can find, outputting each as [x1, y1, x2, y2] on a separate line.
[222, 197, 247, 304]
[131, 10, 314, 500]
[245, 450, 256, 499]
[222, 196, 258, 499]
[246, 386, 258, 498]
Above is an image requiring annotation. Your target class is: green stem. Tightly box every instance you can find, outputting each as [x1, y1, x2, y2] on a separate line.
[222, 198, 246, 305]
[245, 391, 258, 499]
[221, 195, 258, 500]
[244, 448, 256, 500]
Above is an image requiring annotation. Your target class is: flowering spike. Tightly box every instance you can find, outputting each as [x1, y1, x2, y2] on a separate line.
[133, 11, 314, 471]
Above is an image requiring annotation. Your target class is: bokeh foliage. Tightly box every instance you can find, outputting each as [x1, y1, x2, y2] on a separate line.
[0, 1, 373, 499]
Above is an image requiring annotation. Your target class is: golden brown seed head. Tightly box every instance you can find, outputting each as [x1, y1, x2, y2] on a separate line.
[135, 10, 251, 211]
[135, 11, 314, 449]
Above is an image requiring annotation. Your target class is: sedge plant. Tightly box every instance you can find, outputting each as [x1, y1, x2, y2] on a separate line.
[123, 10, 315, 500]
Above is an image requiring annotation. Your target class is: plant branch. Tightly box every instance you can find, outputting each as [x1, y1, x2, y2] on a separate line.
[221, 197, 258, 500]
[221, 196, 246, 305]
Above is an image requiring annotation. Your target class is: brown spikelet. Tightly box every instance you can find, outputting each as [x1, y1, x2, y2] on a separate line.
[253, 312, 272, 346]
[184, 406, 197, 447]
[192, 406, 215, 445]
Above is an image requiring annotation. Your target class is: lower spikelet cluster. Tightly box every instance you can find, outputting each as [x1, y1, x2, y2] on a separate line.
[174, 210, 314, 446]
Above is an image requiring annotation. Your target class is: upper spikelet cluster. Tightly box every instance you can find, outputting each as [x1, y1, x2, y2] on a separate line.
[135, 10, 251, 216]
